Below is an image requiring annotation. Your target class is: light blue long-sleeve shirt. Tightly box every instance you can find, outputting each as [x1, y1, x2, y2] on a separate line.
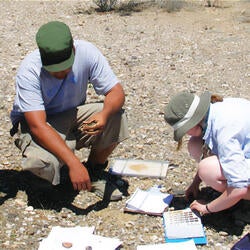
[203, 98, 250, 188]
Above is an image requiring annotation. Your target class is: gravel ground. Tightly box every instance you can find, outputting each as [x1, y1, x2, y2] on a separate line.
[0, 1, 250, 249]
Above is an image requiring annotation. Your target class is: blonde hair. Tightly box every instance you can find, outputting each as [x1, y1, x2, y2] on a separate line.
[176, 93, 223, 150]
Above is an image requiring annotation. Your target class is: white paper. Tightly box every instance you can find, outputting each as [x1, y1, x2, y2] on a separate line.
[137, 239, 197, 250]
[38, 226, 122, 250]
[126, 187, 173, 214]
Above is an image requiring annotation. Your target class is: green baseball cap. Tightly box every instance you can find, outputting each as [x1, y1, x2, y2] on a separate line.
[164, 91, 211, 141]
[36, 21, 74, 72]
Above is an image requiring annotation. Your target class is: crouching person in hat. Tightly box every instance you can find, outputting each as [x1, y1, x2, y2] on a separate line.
[10, 21, 129, 201]
[164, 91, 250, 215]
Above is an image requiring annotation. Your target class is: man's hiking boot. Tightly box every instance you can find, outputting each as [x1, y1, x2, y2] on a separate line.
[84, 161, 126, 201]
[84, 161, 109, 182]
[91, 179, 123, 201]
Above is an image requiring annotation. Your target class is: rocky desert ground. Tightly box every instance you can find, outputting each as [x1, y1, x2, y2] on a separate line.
[0, 0, 250, 249]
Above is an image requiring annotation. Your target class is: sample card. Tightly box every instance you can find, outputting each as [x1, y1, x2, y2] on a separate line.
[163, 208, 207, 245]
[109, 159, 169, 178]
[163, 208, 205, 239]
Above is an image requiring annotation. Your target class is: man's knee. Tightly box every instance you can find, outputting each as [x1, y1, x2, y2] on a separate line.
[21, 147, 61, 185]
[21, 157, 56, 183]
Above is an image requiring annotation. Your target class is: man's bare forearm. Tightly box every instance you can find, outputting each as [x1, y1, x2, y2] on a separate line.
[30, 123, 81, 167]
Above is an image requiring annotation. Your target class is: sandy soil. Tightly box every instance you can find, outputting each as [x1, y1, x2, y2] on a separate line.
[0, 0, 250, 249]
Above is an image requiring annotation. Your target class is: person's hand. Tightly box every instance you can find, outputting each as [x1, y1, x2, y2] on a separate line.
[190, 200, 209, 216]
[81, 112, 107, 135]
[68, 163, 91, 191]
[185, 182, 200, 202]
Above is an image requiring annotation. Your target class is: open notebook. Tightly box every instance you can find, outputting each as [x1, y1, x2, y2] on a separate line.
[125, 186, 173, 216]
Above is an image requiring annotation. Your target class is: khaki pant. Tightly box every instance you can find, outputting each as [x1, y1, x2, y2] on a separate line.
[14, 103, 128, 185]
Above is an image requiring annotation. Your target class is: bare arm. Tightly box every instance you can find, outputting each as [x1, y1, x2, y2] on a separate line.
[190, 186, 248, 215]
[24, 110, 91, 191]
[103, 82, 125, 116]
[185, 171, 202, 201]
[82, 83, 125, 134]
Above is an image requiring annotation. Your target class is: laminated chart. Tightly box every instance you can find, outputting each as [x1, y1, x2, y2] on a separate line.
[109, 159, 169, 178]
[163, 208, 207, 245]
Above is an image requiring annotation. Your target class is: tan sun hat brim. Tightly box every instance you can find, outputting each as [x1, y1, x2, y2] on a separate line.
[173, 91, 211, 141]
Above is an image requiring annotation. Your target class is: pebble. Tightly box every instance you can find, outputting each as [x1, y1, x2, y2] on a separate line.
[219, 231, 229, 237]
[25, 206, 34, 211]
[62, 242, 73, 248]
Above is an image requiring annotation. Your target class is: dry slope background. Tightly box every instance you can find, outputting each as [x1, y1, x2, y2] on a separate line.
[0, 0, 250, 249]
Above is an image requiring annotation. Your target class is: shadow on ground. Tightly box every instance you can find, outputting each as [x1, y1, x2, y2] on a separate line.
[0, 168, 129, 215]
[170, 186, 250, 237]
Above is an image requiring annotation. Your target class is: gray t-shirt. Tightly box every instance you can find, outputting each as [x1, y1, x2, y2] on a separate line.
[11, 40, 118, 124]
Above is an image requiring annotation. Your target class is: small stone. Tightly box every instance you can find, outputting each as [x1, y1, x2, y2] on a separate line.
[219, 231, 228, 236]
[25, 206, 34, 211]
[62, 242, 73, 248]
[61, 213, 68, 218]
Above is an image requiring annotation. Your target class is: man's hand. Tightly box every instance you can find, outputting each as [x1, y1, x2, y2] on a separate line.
[81, 83, 125, 136]
[24, 110, 92, 191]
[68, 163, 92, 191]
[81, 112, 107, 135]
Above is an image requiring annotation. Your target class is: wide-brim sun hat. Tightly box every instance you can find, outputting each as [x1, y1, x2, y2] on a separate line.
[164, 91, 211, 141]
[36, 21, 74, 72]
